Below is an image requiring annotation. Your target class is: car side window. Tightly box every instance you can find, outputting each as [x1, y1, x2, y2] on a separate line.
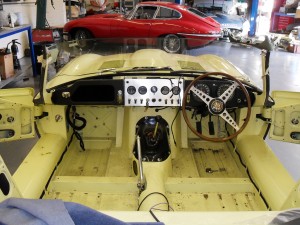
[156, 7, 181, 19]
[188, 7, 208, 18]
[133, 6, 157, 19]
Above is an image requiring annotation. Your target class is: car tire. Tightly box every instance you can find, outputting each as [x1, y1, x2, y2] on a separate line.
[161, 34, 185, 54]
[74, 29, 93, 49]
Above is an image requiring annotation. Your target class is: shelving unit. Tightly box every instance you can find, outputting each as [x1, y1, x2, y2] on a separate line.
[271, 12, 295, 33]
[270, 0, 296, 33]
[124, 0, 135, 10]
[0, 25, 37, 76]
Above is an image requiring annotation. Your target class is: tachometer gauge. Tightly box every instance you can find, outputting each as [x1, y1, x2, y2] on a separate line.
[193, 83, 210, 101]
[217, 84, 234, 100]
[127, 86, 136, 95]
[138, 86, 147, 95]
[161, 86, 170, 95]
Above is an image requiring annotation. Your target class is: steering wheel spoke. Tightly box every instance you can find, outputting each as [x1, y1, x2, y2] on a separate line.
[190, 86, 213, 105]
[182, 72, 251, 142]
[219, 110, 240, 131]
[219, 82, 238, 103]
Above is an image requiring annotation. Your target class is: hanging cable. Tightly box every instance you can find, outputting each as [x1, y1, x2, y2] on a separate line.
[170, 76, 183, 147]
[66, 105, 87, 151]
[137, 192, 170, 211]
[225, 111, 270, 210]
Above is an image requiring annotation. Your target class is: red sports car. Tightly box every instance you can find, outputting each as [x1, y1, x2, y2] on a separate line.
[63, 1, 221, 53]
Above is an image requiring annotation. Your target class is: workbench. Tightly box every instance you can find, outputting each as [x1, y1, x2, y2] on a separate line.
[0, 25, 37, 77]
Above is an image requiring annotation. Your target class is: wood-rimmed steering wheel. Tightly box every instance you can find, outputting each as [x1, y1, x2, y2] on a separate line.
[182, 72, 251, 142]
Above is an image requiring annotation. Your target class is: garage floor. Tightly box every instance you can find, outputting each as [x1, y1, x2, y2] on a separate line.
[0, 41, 300, 180]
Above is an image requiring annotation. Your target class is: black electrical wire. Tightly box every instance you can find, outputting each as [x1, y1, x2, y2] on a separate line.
[154, 106, 169, 112]
[66, 105, 86, 151]
[171, 107, 180, 147]
[137, 192, 170, 211]
[149, 210, 160, 222]
[170, 75, 183, 147]
[225, 112, 270, 210]
[66, 105, 87, 130]
[71, 130, 85, 151]
[40, 119, 79, 199]
[40, 144, 70, 199]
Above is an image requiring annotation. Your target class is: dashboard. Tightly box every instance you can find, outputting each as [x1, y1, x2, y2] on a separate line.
[51, 77, 256, 108]
[124, 78, 183, 107]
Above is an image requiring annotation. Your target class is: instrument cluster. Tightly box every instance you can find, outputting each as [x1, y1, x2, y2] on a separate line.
[192, 82, 235, 102]
[124, 78, 184, 106]
[187, 79, 254, 109]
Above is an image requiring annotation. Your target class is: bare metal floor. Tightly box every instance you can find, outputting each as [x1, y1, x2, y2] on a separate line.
[41, 138, 266, 211]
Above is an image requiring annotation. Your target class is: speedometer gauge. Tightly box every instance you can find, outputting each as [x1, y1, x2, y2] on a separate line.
[193, 83, 210, 102]
[217, 84, 234, 100]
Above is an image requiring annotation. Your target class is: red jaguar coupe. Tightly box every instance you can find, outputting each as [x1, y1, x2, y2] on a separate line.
[63, 2, 221, 53]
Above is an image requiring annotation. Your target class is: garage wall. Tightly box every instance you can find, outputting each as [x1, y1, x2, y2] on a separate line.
[1, 0, 66, 58]
[193, 0, 238, 14]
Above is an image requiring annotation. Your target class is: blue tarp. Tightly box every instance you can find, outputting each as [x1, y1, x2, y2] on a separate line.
[0, 198, 164, 225]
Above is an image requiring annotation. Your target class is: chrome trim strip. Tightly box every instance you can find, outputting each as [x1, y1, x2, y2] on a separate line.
[178, 33, 222, 38]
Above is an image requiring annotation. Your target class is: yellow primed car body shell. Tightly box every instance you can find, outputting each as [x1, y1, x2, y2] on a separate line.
[0, 49, 299, 225]
[46, 49, 254, 90]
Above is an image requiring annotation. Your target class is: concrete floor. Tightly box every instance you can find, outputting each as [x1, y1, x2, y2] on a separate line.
[0, 41, 300, 181]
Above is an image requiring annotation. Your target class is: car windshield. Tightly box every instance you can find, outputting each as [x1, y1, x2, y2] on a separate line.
[44, 38, 260, 91]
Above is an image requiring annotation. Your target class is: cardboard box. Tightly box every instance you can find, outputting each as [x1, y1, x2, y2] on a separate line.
[0, 53, 15, 80]
[288, 41, 300, 54]
[295, 7, 300, 18]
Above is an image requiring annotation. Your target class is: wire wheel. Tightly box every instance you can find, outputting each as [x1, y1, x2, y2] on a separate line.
[162, 34, 183, 54]
[74, 29, 92, 48]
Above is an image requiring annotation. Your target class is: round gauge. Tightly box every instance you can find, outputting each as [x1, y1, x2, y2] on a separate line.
[138, 86, 147, 95]
[193, 83, 210, 102]
[161, 86, 170, 95]
[217, 84, 234, 100]
[172, 86, 181, 95]
[127, 86, 136, 95]
[151, 86, 158, 94]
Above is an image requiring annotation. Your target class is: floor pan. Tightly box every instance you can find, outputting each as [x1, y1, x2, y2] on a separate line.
[167, 192, 265, 211]
[44, 191, 139, 211]
[43, 139, 267, 211]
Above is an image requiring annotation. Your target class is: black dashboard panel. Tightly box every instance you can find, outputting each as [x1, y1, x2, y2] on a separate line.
[51, 80, 124, 105]
[184, 79, 256, 109]
[50, 78, 256, 108]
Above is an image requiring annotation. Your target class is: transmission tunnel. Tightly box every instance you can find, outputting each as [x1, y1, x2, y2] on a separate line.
[133, 116, 170, 162]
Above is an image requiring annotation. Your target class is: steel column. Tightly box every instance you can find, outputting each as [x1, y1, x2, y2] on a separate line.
[249, 0, 259, 36]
